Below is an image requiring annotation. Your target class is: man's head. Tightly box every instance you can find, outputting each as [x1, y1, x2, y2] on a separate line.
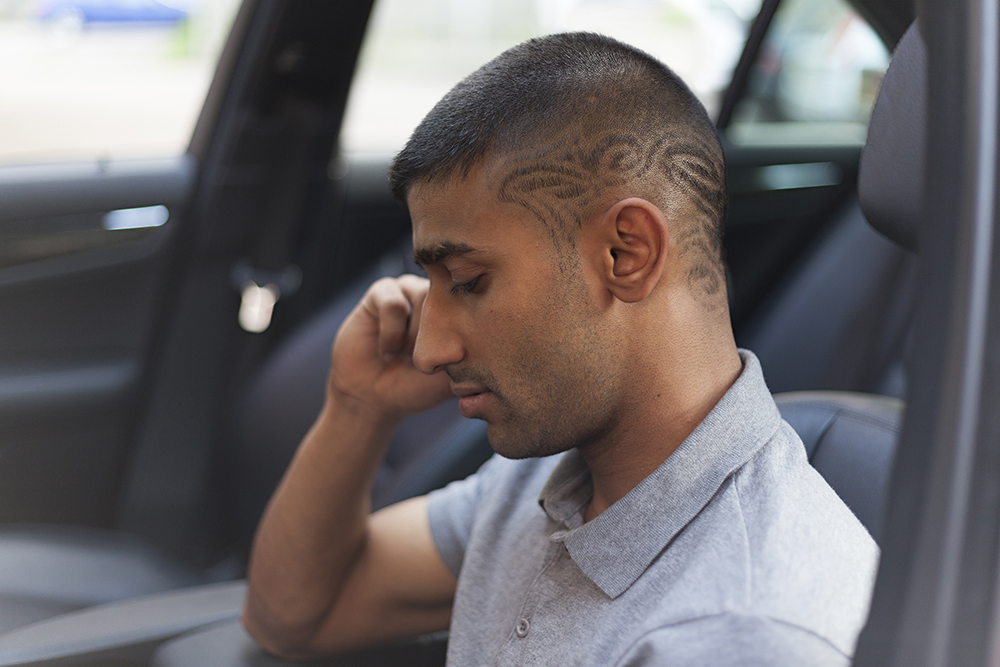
[397, 33, 733, 459]
[391, 31, 727, 303]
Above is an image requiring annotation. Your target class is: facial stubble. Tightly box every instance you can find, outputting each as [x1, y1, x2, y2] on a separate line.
[457, 278, 622, 460]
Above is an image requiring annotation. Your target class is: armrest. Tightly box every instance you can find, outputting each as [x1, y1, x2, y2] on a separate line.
[0, 580, 244, 666]
[152, 619, 448, 667]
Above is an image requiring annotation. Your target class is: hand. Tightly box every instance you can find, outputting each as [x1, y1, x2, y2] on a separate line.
[329, 275, 452, 418]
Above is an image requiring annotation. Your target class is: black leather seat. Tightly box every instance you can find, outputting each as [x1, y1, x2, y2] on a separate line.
[739, 200, 915, 400]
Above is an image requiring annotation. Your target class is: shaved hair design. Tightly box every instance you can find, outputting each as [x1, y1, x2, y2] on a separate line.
[390, 32, 727, 301]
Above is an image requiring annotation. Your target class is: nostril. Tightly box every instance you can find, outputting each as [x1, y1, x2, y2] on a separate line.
[413, 342, 463, 376]
[411, 341, 443, 376]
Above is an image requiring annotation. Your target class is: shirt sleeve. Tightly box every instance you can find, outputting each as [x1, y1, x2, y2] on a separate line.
[426, 454, 502, 578]
[613, 614, 851, 667]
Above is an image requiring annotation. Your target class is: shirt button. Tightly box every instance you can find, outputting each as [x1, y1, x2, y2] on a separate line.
[515, 618, 530, 638]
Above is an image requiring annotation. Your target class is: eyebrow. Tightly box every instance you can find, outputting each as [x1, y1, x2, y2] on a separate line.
[412, 241, 478, 268]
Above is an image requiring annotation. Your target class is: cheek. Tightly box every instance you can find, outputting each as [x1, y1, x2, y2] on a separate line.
[473, 271, 594, 385]
[496, 300, 576, 381]
[471, 282, 552, 350]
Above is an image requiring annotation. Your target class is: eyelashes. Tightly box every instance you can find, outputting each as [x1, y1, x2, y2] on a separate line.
[451, 275, 483, 296]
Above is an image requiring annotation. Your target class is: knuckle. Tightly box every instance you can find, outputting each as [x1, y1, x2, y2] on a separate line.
[368, 280, 409, 312]
[399, 274, 430, 291]
[368, 276, 396, 295]
[382, 297, 410, 319]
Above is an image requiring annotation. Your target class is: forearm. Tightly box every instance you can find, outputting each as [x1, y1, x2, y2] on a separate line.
[243, 274, 455, 656]
[243, 391, 400, 652]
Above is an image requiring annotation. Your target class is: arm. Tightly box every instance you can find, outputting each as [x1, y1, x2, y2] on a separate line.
[243, 275, 458, 658]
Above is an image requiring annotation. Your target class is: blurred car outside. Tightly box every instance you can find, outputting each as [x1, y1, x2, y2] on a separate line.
[34, 0, 193, 26]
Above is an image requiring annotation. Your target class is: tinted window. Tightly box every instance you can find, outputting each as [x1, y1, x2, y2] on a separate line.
[727, 0, 889, 145]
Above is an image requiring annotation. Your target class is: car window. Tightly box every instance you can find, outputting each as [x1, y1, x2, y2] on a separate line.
[725, 0, 889, 146]
[341, 0, 763, 156]
[0, 0, 242, 165]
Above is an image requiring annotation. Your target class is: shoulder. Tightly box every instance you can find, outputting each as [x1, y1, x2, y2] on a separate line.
[721, 420, 878, 655]
[613, 613, 851, 667]
[733, 419, 875, 545]
[732, 418, 878, 563]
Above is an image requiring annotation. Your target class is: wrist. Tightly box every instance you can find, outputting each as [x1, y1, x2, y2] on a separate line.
[322, 384, 406, 434]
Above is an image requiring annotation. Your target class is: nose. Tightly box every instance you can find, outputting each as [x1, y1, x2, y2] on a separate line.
[412, 287, 465, 375]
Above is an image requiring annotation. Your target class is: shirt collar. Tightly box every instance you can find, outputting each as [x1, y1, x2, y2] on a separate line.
[537, 350, 781, 599]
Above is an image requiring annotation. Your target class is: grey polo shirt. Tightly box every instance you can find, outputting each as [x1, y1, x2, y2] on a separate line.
[427, 350, 879, 666]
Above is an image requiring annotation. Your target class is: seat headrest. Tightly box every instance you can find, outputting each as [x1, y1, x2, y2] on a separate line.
[858, 22, 926, 252]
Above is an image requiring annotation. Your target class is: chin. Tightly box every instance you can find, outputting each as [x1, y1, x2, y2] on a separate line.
[486, 423, 576, 460]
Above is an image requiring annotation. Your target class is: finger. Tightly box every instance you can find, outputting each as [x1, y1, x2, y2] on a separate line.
[365, 278, 414, 360]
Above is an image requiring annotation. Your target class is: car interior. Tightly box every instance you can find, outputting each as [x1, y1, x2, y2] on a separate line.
[0, 0, 944, 664]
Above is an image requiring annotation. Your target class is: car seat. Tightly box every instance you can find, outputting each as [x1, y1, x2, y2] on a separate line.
[738, 199, 915, 400]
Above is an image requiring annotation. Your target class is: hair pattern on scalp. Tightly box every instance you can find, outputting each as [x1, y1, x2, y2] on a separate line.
[390, 32, 727, 301]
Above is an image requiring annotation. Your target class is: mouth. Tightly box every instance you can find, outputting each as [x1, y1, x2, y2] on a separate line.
[452, 384, 493, 418]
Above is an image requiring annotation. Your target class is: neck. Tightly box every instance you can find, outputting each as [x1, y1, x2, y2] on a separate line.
[578, 329, 742, 523]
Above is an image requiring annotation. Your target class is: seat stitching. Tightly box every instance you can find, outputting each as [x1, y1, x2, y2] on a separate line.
[779, 401, 901, 434]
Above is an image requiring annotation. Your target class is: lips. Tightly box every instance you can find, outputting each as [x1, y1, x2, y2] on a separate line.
[452, 384, 493, 418]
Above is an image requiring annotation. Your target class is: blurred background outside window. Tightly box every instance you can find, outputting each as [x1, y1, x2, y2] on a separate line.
[0, 0, 242, 165]
[727, 0, 889, 145]
[341, 0, 763, 155]
[0, 0, 889, 166]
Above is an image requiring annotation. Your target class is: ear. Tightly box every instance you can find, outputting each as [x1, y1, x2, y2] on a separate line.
[593, 198, 668, 303]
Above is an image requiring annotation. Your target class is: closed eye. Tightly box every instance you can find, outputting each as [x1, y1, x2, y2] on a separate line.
[451, 275, 482, 296]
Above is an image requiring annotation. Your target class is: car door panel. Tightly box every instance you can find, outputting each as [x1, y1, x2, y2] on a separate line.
[0, 157, 194, 526]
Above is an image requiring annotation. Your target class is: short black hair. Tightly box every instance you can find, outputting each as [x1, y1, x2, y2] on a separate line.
[390, 32, 727, 301]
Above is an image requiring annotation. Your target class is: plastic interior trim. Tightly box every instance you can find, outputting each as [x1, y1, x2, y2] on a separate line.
[0, 581, 244, 667]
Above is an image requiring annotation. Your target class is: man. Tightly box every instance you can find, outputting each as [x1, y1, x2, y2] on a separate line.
[243, 32, 877, 666]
